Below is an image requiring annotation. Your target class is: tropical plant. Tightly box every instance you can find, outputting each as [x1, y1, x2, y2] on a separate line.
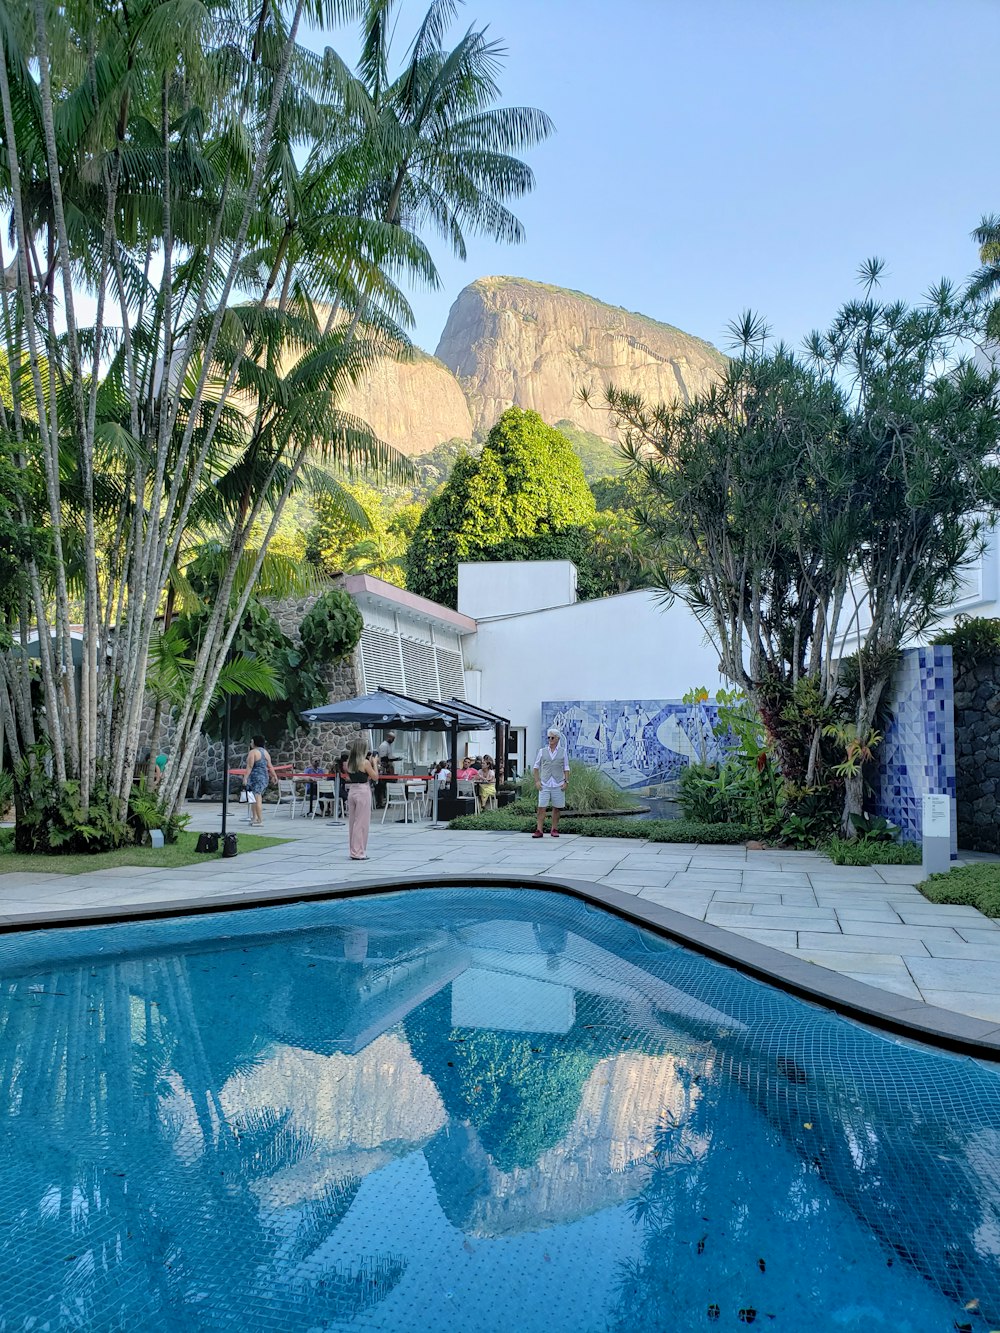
[127, 778, 191, 845]
[298, 588, 364, 665]
[612, 266, 1000, 827]
[931, 614, 1000, 662]
[513, 760, 638, 814]
[0, 0, 549, 833]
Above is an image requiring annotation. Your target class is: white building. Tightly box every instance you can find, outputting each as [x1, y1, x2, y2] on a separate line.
[342, 561, 727, 783]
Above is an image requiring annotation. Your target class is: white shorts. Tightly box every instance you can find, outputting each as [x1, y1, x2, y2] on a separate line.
[537, 787, 566, 809]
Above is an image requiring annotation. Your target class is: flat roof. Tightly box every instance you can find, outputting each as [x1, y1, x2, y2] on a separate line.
[342, 575, 477, 634]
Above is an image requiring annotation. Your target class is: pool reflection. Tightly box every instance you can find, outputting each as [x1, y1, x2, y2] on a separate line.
[0, 888, 997, 1331]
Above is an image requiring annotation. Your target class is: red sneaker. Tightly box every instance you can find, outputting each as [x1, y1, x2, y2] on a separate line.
[550, 831, 560, 837]
[531, 830, 543, 838]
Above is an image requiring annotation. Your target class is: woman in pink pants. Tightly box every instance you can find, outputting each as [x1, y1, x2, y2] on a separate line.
[345, 736, 379, 859]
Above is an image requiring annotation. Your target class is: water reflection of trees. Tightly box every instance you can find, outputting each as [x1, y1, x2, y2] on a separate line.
[3, 892, 1000, 1330]
[0, 946, 406, 1329]
[606, 1021, 1000, 1329]
[406, 988, 621, 1173]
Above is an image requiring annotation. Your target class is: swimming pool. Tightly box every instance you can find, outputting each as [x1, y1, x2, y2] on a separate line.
[0, 886, 997, 1331]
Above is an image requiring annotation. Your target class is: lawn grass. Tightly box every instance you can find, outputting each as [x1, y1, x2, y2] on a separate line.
[0, 828, 289, 876]
[920, 861, 1000, 918]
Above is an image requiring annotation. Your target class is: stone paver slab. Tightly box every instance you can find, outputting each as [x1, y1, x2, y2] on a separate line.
[724, 926, 798, 950]
[749, 904, 838, 921]
[840, 971, 923, 1000]
[895, 907, 993, 926]
[922, 936, 1000, 961]
[918, 990, 1000, 1023]
[905, 957, 1000, 996]
[797, 930, 937, 953]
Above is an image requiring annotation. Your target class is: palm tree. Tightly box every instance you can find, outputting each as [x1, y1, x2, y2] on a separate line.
[968, 214, 1000, 340]
[0, 0, 551, 832]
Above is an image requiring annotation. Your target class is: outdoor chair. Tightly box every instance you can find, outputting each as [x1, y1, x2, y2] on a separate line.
[313, 779, 338, 818]
[457, 778, 481, 815]
[405, 780, 430, 819]
[275, 777, 302, 818]
[381, 781, 411, 823]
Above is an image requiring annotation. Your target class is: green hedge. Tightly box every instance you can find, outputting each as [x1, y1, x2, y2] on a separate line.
[824, 837, 922, 866]
[448, 809, 756, 844]
[919, 862, 1000, 917]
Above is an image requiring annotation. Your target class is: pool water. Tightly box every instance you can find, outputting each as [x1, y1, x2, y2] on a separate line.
[0, 887, 998, 1332]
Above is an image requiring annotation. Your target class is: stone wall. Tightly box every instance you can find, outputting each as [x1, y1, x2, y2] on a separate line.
[952, 652, 1000, 853]
[139, 586, 363, 794]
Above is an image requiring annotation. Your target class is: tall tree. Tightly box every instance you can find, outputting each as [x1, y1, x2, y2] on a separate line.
[405, 407, 596, 606]
[0, 0, 549, 834]
[613, 271, 1000, 823]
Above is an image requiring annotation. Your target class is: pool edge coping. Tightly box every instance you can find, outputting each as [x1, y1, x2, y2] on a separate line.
[2, 870, 999, 1061]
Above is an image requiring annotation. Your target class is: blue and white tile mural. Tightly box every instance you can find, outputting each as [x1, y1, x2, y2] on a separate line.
[541, 699, 731, 791]
[875, 646, 957, 854]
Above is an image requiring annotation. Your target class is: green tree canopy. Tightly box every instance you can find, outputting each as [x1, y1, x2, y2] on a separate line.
[614, 272, 1000, 821]
[405, 408, 596, 606]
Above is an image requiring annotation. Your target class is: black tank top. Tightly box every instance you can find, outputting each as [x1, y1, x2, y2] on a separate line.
[349, 770, 368, 784]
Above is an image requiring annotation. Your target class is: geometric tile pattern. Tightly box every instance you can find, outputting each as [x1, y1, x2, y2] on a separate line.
[540, 698, 732, 791]
[874, 646, 957, 855]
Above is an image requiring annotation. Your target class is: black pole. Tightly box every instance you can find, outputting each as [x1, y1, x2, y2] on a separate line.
[222, 688, 231, 838]
[450, 719, 458, 798]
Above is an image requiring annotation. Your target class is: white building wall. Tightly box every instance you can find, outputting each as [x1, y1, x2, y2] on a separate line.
[458, 560, 577, 619]
[465, 588, 727, 750]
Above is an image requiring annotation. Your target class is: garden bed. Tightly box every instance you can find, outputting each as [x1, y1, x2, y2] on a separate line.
[448, 810, 755, 843]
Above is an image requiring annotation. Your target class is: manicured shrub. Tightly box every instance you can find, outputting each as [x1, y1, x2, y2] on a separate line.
[920, 862, 1000, 917]
[824, 837, 921, 866]
[447, 810, 756, 844]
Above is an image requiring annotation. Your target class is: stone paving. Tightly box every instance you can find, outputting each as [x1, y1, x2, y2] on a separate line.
[2, 803, 999, 1024]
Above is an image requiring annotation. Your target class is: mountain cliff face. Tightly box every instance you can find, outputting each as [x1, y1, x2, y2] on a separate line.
[435, 276, 726, 442]
[339, 347, 474, 457]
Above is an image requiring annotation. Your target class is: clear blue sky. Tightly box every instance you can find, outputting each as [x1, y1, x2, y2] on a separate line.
[306, 0, 1000, 356]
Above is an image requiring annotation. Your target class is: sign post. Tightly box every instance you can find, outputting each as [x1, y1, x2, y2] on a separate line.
[921, 793, 951, 876]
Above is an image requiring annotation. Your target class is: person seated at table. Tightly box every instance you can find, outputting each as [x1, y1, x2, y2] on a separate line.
[302, 761, 323, 800]
[479, 755, 497, 804]
[435, 762, 451, 785]
[456, 761, 476, 780]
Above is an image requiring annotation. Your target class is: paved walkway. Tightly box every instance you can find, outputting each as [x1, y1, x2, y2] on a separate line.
[2, 804, 999, 1026]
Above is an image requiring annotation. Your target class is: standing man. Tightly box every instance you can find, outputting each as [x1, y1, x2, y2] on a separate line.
[532, 727, 570, 838]
[375, 730, 396, 808]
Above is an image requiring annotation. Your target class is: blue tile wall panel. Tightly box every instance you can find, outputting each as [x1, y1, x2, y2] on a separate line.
[873, 646, 957, 855]
[539, 699, 731, 791]
[544, 649, 956, 855]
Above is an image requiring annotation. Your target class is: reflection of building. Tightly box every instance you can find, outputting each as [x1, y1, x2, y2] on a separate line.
[425, 1051, 703, 1236]
[263, 927, 470, 1055]
[219, 1034, 447, 1206]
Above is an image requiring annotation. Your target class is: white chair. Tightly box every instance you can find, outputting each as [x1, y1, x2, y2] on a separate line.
[405, 781, 429, 820]
[381, 781, 410, 823]
[312, 779, 338, 818]
[275, 777, 302, 818]
[457, 779, 481, 814]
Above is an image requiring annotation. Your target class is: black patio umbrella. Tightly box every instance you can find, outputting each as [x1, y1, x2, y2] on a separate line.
[300, 690, 453, 730]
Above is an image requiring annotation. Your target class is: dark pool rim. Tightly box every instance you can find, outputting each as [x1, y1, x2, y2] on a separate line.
[2, 871, 999, 1062]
